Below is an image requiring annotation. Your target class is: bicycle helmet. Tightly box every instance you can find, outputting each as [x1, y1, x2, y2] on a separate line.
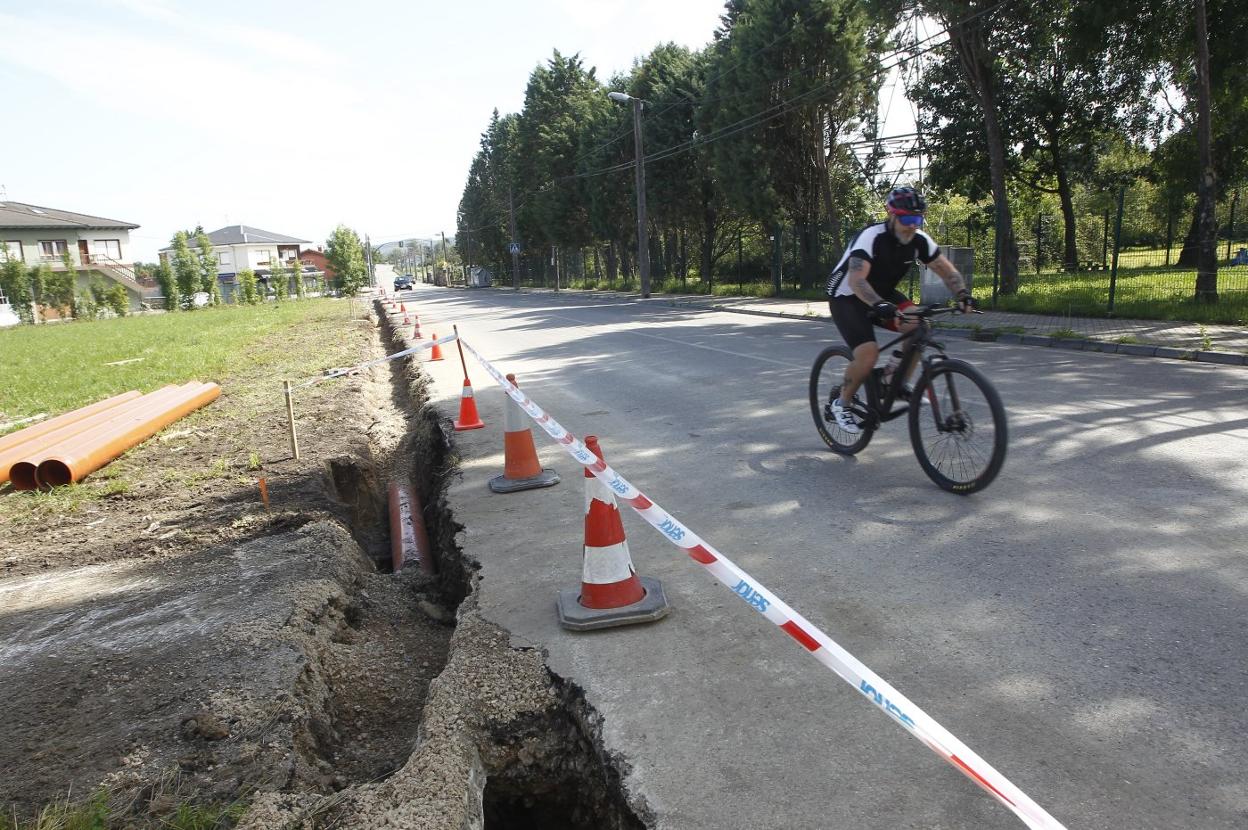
[885, 186, 927, 215]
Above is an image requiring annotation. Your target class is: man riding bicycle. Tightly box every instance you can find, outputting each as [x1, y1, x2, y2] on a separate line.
[826, 186, 971, 434]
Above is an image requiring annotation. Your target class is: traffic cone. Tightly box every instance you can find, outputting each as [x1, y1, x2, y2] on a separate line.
[489, 374, 559, 493]
[428, 333, 445, 361]
[557, 436, 669, 631]
[453, 377, 486, 431]
[413, 319, 422, 339]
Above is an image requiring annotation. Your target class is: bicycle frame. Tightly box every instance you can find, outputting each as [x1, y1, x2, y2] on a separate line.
[859, 309, 952, 429]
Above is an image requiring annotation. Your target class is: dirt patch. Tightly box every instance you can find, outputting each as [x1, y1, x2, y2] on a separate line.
[0, 306, 454, 824]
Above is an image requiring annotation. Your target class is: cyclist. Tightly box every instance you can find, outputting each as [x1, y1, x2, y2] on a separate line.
[825, 186, 972, 434]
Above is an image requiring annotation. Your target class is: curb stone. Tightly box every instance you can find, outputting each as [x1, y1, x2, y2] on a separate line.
[1051, 338, 1088, 350]
[1154, 346, 1195, 360]
[1195, 351, 1246, 365]
[1117, 344, 1158, 357]
[1021, 335, 1053, 347]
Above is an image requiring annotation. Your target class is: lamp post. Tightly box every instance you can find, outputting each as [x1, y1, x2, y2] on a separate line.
[608, 91, 650, 298]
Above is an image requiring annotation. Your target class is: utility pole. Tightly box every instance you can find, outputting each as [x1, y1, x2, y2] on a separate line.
[364, 233, 374, 287]
[1194, 0, 1218, 302]
[508, 186, 520, 290]
[608, 91, 650, 298]
[631, 97, 650, 298]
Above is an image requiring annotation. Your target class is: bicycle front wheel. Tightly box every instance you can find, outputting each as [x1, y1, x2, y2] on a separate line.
[809, 345, 873, 455]
[908, 358, 1007, 494]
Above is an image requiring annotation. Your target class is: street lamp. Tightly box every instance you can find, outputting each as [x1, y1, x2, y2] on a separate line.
[608, 91, 650, 298]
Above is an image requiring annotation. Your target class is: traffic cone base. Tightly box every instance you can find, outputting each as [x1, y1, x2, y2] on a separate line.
[557, 576, 669, 631]
[488, 373, 559, 493]
[453, 378, 486, 431]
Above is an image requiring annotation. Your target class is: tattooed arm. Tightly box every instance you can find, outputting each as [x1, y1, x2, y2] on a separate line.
[846, 256, 881, 306]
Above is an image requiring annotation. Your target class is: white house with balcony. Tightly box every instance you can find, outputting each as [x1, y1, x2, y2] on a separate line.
[159, 225, 311, 299]
[0, 201, 147, 314]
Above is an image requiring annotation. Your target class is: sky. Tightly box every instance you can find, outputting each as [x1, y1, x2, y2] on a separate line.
[0, 0, 918, 262]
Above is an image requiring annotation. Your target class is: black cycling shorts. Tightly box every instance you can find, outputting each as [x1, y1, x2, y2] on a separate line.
[828, 291, 913, 350]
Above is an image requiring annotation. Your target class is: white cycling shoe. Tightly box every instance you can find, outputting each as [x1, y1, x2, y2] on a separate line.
[830, 399, 861, 435]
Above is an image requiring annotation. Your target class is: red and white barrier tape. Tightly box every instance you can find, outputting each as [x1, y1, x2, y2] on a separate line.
[297, 333, 457, 389]
[461, 337, 1065, 830]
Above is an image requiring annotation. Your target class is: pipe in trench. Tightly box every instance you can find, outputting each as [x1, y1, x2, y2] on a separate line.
[35, 383, 221, 489]
[0, 390, 144, 484]
[5, 385, 193, 489]
[388, 480, 435, 574]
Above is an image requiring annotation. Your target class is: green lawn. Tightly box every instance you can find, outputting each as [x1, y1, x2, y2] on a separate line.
[0, 300, 354, 433]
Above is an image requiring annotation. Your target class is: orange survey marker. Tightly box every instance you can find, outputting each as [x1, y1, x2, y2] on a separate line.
[452, 325, 485, 431]
[488, 373, 559, 493]
[556, 435, 668, 631]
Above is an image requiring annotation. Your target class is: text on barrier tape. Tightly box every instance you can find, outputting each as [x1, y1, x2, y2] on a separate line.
[460, 337, 1065, 830]
[297, 333, 457, 389]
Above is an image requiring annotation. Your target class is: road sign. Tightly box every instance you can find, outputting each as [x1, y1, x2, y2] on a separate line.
[509, 242, 521, 255]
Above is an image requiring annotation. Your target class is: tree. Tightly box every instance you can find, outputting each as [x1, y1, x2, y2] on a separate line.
[194, 228, 223, 306]
[270, 259, 288, 302]
[39, 256, 76, 318]
[292, 260, 306, 299]
[237, 268, 259, 305]
[701, 0, 879, 289]
[169, 231, 199, 306]
[154, 262, 178, 311]
[325, 225, 367, 296]
[0, 249, 34, 323]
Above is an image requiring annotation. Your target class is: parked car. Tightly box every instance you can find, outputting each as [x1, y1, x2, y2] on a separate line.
[394, 274, 414, 290]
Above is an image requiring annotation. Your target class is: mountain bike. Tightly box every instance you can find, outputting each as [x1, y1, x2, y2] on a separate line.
[809, 304, 1007, 494]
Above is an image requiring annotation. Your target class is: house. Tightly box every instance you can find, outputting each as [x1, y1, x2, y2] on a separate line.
[0, 201, 147, 312]
[298, 247, 334, 285]
[159, 225, 311, 300]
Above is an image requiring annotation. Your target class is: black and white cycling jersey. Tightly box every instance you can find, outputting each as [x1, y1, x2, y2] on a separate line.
[825, 222, 941, 299]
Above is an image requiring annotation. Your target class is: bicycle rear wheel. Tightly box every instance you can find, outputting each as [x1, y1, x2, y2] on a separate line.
[908, 358, 1007, 494]
[809, 346, 873, 455]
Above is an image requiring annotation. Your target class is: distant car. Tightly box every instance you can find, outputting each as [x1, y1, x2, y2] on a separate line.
[393, 274, 414, 290]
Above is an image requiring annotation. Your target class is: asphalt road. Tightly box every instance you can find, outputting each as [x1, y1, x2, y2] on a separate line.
[402, 284, 1248, 830]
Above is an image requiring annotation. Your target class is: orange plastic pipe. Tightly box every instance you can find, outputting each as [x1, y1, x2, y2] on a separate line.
[36, 382, 221, 488]
[6, 384, 192, 489]
[1, 390, 156, 485]
[0, 391, 141, 454]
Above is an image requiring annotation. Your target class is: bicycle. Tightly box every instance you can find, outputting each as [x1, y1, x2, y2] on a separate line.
[809, 303, 1007, 494]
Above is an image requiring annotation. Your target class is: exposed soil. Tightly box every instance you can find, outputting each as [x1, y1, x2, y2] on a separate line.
[0, 297, 651, 829]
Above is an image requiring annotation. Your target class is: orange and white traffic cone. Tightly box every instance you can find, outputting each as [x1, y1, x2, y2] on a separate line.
[557, 435, 669, 631]
[453, 377, 486, 431]
[413, 316, 422, 339]
[428, 333, 445, 361]
[488, 374, 559, 493]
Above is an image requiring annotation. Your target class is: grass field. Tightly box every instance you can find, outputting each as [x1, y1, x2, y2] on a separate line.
[0, 299, 356, 434]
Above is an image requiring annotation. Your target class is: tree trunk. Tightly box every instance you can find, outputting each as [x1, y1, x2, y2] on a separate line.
[817, 126, 845, 262]
[620, 243, 631, 283]
[948, 17, 1019, 293]
[799, 223, 816, 290]
[1193, 0, 1218, 301]
[701, 180, 716, 290]
[593, 247, 602, 285]
[606, 244, 618, 283]
[1047, 126, 1078, 272]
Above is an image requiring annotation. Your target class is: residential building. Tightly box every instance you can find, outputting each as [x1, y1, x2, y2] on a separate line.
[159, 224, 314, 300]
[298, 247, 334, 285]
[0, 201, 147, 312]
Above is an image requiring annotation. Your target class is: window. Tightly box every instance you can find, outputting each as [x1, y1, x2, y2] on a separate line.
[217, 250, 232, 267]
[39, 240, 67, 258]
[1, 241, 21, 263]
[255, 249, 272, 265]
[91, 239, 122, 260]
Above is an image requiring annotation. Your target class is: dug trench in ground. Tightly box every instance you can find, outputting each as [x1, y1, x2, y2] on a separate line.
[0, 307, 451, 826]
[235, 300, 653, 830]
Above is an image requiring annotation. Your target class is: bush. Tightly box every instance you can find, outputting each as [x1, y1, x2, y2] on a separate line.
[237, 269, 259, 305]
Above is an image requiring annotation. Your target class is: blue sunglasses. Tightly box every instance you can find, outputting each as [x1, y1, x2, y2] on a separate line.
[896, 213, 924, 227]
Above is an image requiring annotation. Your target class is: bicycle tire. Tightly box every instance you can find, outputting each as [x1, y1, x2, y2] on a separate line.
[907, 358, 1007, 494]
[809, 345, 874, 455]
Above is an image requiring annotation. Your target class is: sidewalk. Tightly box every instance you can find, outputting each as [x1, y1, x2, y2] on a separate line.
[506, 286, 1248, 364]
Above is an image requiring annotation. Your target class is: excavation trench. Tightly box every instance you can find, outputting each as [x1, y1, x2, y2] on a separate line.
[238, 300, 650, 829]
